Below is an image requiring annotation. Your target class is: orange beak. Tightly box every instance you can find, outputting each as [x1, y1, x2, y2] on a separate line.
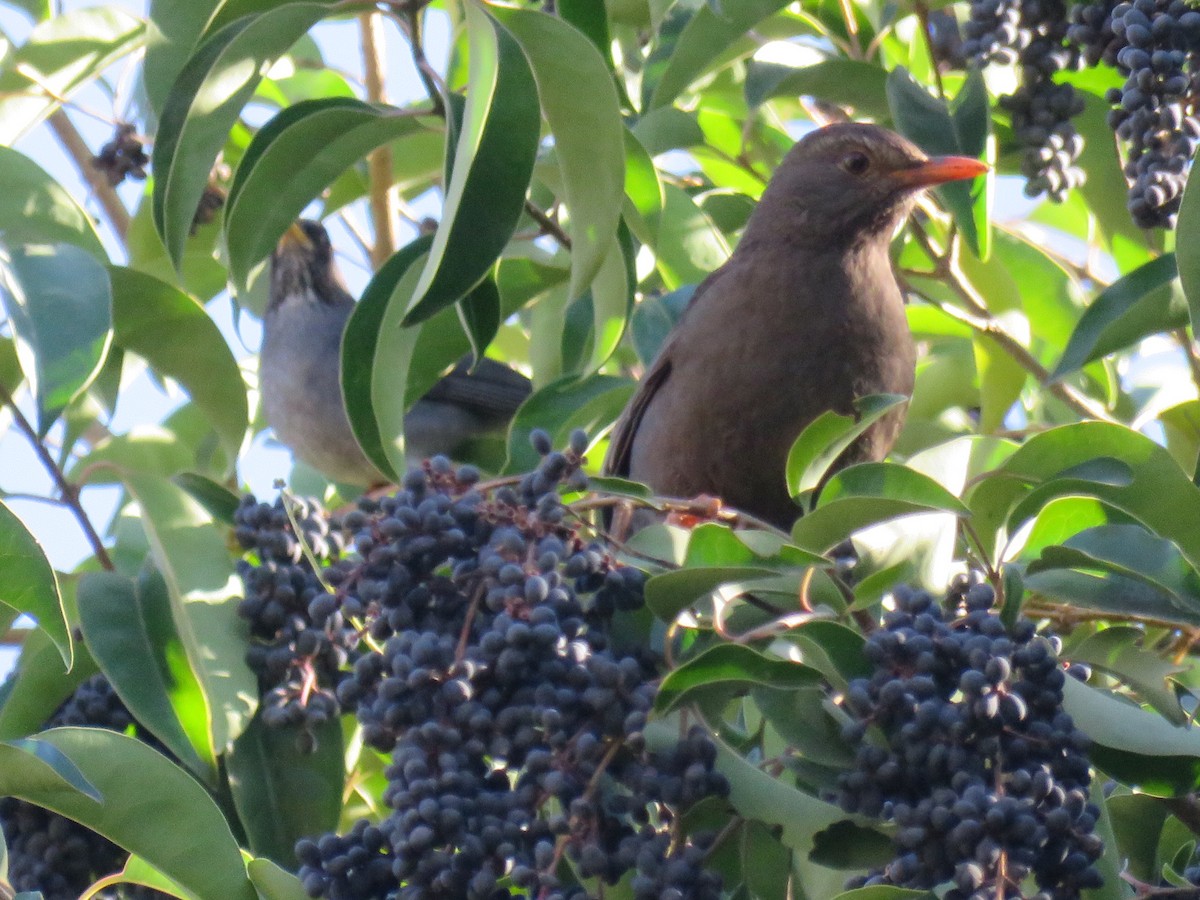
[894, 155, 989, 188]
[277, 221, 312, 252]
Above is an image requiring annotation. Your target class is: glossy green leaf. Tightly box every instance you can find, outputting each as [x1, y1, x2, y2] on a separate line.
[403, 3, 540, 326]
[744, 58, 891, 120]
[650, 183, 730, 289]
[0, 499, 68, 666]
[492, 7, 625, 302]
[993, 423, 1200, 573]
[225, 98, 431, 290]
[645, 567, 782, 622]
[0, 243, 112, 436]
[0, 628, 97, 741]
[172, 473, 241, 525]
[785, 394, 909, 502]
[0, 144, 104, 256]
[3, 0, 50, 21]
[227, 712, 343, 867]
[77, 570, 214, 779]
[0, 728, 257, 899]
[0, 7, 144, 143]
[458, 277, 501, 362]
[1178, 147, 1200, 329]
[119, 472, 257, 754]
[247, 857, 309, 900]
[153, 3, 334, 269]
[790, 462, 969, 552]
[646, 0, 791, 109]
[504, 373, 633, 473]
[886, 67, 990, 258]
[342, 235, 433, 481]
[657, 645, 822, 713]
[143, 0, 221, 118]
[109, 266, 247, 470]
[1052, 254, 1184, 378]
[630, 106, 705, 156]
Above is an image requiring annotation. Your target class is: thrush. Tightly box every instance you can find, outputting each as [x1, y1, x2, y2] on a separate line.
[261, 220, 531, 484]
[605, 123, 988, 529]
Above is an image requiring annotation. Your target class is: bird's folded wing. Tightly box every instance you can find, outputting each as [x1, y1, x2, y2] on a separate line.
[420, 357, 532, 421]
[604, 352, 673, 478]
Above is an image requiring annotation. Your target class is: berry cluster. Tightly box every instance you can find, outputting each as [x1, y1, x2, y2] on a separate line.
[272, 433, 727, 899]
[836, 577, 1102, 899]
[1097, 0, 1200, 227]
[235, 494, 354, 735]
[91, 122, 148, 187]
[0, 676, 168, 900]
[965, 0, 1086, 201]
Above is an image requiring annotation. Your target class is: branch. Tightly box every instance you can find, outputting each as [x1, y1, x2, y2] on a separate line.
[522, 201, 573, 249]
[904, 224, 1118, 423]
[359, 9, 397, 268]
[0, 384, 114, 570]
[400, 3, 447, 119]
[914, 1, 947, 99]
[47, 110, 130, 242]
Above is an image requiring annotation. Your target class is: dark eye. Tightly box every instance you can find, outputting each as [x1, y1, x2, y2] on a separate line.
[841, 151, 870, 175]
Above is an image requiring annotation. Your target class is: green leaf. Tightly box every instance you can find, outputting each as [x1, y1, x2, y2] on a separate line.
[1052, 254, 1185, 378]
[1025, 567, 1200, 629]
[1070, 625, 1185, 722]
[644, 567, 783, 622]
[504, 373, 633, 473]
[492, 7, 625, 302]
[173, 473, 241, 525]
[0, 243, 112, 436]
[247, 857, 309, 900]
[119, 472, 257, 754]
[342, 235, 434, 482]
[1072, 90, 1148, 259]
[646, 0, 792, 109]
[994, 422, 1200, 573]
[0, 148, 104, 259]
[0, 628, 97, 741]
[1026, 524, 1200, 613]
[458, 277, 502, 362]
[225, 98, 431, 290]
[790, 462, 970, 553]
[649, 183, 730, 289]
[227, 712, 343, 867]
[153, 3, 335, 269]
[0, 500, 68, 667]
[630, 106, 704, 156]
[1178, 147, 1200, 329]
[3, 0, 50, 21]
[1062, 677, 1200, 795]
[109, 266, 247, 470]
[886, 67, 990, 258]
[0, 728, 257, 899]
[744, 58, 890, 119]
[657, 643, 825, 715]
[785, 394, 909, 502]
[143, 0, 221, 118]
[76, 570, 214, 779]
[402, 2, 540, 326]
[0, 7, 144, 142]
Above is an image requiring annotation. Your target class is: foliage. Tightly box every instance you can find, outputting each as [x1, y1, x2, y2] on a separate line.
[4, 0, 1200, 898]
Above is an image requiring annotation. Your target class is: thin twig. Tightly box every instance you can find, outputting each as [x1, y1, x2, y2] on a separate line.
[47, 110, 130, 241]
[0, 384, 114, 570]
[914, 1, 947, 99]
[523, 201, 573, 249]
[904, 224, 1118, 423]
[400, 2, 446, 118]
[1175, 328, 1200, 394]
[359, 9, 397, 267]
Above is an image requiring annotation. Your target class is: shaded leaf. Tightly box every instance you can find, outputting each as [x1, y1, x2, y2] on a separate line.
[0, 243, 112, 437]
[744, 58, 890, 119]
[0, 628, 97, 741]
[0, 146, 104, 258]
[504, 373, 633, 473]
[109, 266, 247, 470]
[77, 570, 214, 779]
[0, 728, 257, 899]
[0, 499, 68, 666]
[403, 3, 540, 326]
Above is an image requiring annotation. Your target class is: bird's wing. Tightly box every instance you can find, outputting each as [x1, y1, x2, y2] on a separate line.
[604, 265, 730, 478]
[419, 357, 532, 421]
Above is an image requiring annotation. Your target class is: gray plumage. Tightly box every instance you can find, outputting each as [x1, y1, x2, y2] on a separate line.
[261, 220, 530, 484]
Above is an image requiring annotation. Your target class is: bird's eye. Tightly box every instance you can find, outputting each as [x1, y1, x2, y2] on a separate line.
[841, 151, 870, 175]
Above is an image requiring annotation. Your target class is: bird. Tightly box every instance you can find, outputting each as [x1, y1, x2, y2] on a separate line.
[261, 219, 532, 485]
[604, 123, 988, 530]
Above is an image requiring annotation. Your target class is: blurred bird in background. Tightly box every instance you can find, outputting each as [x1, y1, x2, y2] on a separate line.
[605, 123, 988, 529]
[261, 219, 531, 485]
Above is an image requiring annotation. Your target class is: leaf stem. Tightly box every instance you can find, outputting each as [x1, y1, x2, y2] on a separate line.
[0, 384, 114, 570]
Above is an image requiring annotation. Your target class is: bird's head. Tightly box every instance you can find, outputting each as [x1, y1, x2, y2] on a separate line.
[268, 219, 350, 312]
[747, 122, 988, 250]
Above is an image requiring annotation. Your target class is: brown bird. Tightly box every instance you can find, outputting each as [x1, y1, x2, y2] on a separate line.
[262, 220, 531, 484]
[605, 123, 987, 529]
